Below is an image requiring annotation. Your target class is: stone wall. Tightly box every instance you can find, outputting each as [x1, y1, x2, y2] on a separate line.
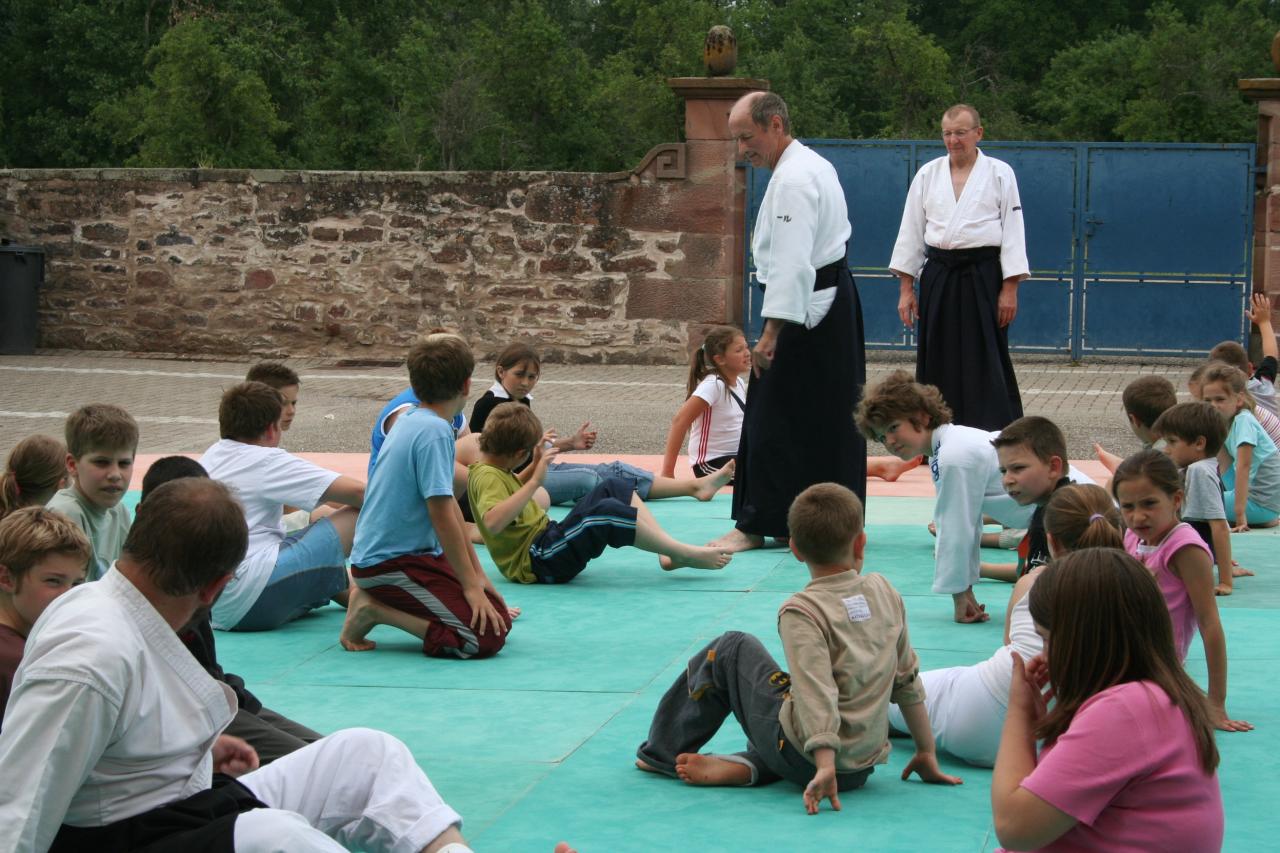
[0, 144, 740, 363]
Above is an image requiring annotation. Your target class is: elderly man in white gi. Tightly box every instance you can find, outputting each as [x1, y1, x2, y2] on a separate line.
[710, 91, 867, 552]
[890, 104, 1029, 432]
[0, 477, 472, 853]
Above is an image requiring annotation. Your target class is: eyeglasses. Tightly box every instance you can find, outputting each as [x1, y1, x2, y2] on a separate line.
[942, 128, 976, 139]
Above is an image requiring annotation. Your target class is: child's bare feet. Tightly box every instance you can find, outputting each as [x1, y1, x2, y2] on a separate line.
[1094, 442, 1123, 474]
[660, 545, 733, 571]
[339, 586, 382, 651]
[953, 590, 989, 623]
[508, 606, 523, 620]
[705, 528, 764, 553]
[674, 753, 752, 786]
[1214, 583, 1233, 596]
[877, 454, 924, 482]
[1232, 562, 1255, 578]
[554, 843, 578, 853]
[927, 521, 937, 537]
[692, 460, 736, 501]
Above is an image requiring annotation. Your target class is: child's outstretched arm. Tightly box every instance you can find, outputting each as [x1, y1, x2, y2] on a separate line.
[428, 495, 506, 637]
[1231, 443, 1254, 533]
[483, 446, 560, 534]
[1173, 547, 1253, 732]
[552, 422, 597, 453]
[897, 702, 962, 785]
[661, 396, 711, 477]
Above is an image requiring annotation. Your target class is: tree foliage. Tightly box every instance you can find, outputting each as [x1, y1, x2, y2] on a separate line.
[1, 0, 1277, 170]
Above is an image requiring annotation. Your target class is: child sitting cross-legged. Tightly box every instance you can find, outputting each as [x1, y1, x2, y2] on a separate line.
[468, 402, 732, 584]
[634, 483, 960, 813]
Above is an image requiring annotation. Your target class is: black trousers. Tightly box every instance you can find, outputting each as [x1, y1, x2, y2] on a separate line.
[733, 265, 867, 538]
[916, 245, 1024, 431]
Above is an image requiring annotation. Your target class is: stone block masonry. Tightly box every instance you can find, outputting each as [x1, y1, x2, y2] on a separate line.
[0, 159, 739, 364]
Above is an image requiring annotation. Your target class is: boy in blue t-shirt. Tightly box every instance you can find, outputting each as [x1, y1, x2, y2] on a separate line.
[342, 334, 513, 658]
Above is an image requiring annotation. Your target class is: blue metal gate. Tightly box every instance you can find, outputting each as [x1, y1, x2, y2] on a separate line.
[743, 141, 1255, 358]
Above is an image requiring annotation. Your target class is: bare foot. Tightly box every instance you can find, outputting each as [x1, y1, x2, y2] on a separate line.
[508, 606, 523, 620]
[692, 460, 736, 501]
[927, 521, 937, 537]
[635, 758, 662, 774]
[1094, 443, 1122, 474]
[705, 528, 765, 553]
[876, 454, 924, 482]
[1256, 517, 1279, 529]
[674, 753, 752, 786]
[1214, 583, 1233, 596]
[554, 843, 578, 853]
[953, 590, 990, 623]
[660, 546, 733, 571]
[339, 586, 381, 651]
[466, 522, 485, 545]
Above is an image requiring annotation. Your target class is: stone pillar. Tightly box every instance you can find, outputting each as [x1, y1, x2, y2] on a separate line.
[1239, 76, 1280, 355]
[666, 77, 768, 334]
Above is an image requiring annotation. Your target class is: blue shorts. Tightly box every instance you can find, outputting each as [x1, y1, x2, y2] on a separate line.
[529, 478, 638, 584]
[234, 517, 348, 632]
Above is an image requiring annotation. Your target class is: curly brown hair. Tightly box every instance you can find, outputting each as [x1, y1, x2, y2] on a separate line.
[855, 370, 952, 440]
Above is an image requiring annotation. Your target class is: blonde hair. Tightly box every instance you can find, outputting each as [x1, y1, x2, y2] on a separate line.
[1200, 363, 1255, 413]
[0, 506, 90, 581]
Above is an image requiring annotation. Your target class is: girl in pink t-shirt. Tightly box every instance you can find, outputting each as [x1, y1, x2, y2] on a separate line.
[992, 549, 1226, 852]
[1113, 449, 1249, 732]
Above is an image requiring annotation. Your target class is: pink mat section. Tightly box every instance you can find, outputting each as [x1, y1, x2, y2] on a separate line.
[133, 453, 1112, 499]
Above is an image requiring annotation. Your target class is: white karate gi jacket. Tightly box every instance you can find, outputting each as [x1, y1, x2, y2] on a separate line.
[889, 151, 1029, 282]
[753, 141, 851, 329]
[0, 568, 237, 853]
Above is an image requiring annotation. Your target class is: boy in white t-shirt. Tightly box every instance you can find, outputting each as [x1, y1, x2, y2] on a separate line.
[200, 382, 365, 631]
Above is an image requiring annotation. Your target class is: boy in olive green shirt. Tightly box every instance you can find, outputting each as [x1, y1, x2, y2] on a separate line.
[467, 403, 731, 584]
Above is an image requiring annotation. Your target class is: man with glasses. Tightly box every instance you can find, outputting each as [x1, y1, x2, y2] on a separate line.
[889, 104, 1028, 431]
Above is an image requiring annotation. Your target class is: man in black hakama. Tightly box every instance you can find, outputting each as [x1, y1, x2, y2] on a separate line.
[710, 91, 867, 552]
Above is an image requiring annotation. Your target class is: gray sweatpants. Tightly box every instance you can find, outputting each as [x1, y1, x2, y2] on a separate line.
[637, 631, 872, 790]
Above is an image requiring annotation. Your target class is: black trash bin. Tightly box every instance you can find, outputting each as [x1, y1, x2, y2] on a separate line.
[0, 243, 45, 355]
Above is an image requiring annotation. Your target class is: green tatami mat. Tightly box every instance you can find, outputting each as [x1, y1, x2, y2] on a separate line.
[204, 494, 1275, 852]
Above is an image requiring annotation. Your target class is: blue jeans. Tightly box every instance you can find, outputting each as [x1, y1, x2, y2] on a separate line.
[234, 518, 349, 632]
[543, 461, 654, 506]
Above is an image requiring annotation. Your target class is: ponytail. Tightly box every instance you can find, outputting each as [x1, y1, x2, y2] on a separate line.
[1044, 484, 1123, 553]
[687, 326, 743, 398]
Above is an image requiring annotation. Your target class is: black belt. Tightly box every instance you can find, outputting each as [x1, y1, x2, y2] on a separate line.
[925, 245, 1000, 266]
[814, 258, 847, 291]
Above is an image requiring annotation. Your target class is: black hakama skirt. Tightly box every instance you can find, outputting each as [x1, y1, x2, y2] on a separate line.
[50, 776, 264, 853]
[732, 263, 867, 538]
[916, 245, 1024, 431]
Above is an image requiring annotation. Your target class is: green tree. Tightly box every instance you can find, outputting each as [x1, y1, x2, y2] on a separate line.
[99, 18, 286, 167]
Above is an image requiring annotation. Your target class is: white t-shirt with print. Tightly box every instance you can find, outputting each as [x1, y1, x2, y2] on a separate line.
[688, 374, 747, 465]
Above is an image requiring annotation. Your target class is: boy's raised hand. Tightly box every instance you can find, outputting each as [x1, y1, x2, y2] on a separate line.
[1248, 292, 1273, 327]
[570, 421, 598, 450]
[530, 445, 560, 483]
[803, 765, 841, 815]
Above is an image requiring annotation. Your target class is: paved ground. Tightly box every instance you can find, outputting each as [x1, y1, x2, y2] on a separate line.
[0, 351, 1197, 460]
